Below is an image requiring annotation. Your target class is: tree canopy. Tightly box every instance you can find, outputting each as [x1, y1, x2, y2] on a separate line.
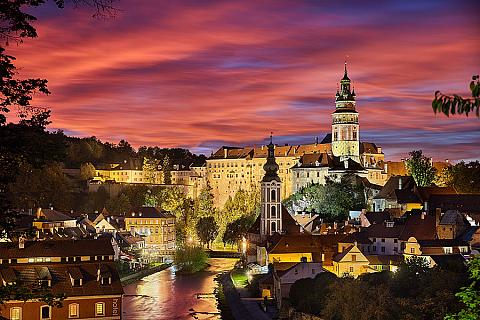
[405, 150, 437, 187]
[436, 161, 480, 193]
[290, 257, 469, 320]
[195, 216, 218, 249]
[283, 177, 366, 222]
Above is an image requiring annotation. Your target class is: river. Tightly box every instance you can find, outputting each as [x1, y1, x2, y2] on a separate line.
[122, 258, 238, 320]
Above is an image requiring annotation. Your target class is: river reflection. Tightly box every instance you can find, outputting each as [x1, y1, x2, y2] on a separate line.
[123, 258, 237, 320]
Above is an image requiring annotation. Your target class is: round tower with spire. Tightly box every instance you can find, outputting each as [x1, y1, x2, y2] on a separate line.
[260, 134, 282, 237]
[331, 62, 360, 163]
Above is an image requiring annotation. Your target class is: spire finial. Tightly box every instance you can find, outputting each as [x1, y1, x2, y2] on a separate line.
[344, 59, 348, 77]
[270, 131, 273, 144]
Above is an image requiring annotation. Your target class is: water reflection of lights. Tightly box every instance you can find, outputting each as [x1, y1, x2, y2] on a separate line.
[123, 258, 237, 320]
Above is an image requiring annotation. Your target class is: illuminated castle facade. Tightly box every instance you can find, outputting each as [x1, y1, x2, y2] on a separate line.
[332, 63, 360, 163]
[205, 64, 386, 207]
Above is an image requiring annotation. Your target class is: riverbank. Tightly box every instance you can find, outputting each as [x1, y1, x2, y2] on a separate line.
[120, 263, 172, 285]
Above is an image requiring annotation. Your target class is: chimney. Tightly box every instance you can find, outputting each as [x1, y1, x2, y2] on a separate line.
[384, 162, 388, 173]
[36, 208, 42, 219]
[435, 208, 441, 226]
[333, 222, 337, 229]
[344, 160, 348, 169]
[424, 201, 429, 212]
[398, 177, 402, 190]
[223, 148, 228, 158]
[354, 241, 358, 247]
[421, 212, 426, 220]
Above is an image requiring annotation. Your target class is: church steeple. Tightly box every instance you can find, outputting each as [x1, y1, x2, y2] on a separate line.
[260, 133, 282, 236]
[262, 133, 280, 183]
[336, 62, 355, 104]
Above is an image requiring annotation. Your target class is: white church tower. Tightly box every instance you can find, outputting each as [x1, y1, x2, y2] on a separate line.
[260, 135, 282, 237]
[331, 63, 360, 163]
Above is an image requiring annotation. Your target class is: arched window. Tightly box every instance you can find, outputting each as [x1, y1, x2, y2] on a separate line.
[270, 189, 276, 201]
[95, 302, 105, 316]
[69, 303, 79, 318]
[271, 205, 276, 218]
[271, 221, 277, 233]
[10, 307, 21, 320]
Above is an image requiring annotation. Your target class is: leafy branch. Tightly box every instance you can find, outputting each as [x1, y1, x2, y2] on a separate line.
[433, 75, 480, 117]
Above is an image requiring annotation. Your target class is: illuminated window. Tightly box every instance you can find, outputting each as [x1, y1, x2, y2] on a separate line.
[95, 302, 105, 316]
[10, 307, 21, 320]
[40, 305, 51, 319]
[68, 303, 79, 318]
[349, 267, 354, 273]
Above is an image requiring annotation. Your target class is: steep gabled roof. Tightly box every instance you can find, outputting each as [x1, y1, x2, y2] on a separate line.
[126, 207, 175, 219]
[0, 239, 114, 259]
[427, 194, 480, 215]
[374, 176, 416, 200]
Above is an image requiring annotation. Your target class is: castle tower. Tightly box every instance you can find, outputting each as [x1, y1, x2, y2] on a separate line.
[260, 135, 282, 236]
[331, 63, 360, 162]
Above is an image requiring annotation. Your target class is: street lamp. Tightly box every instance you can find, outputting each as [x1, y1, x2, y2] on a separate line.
[242, 236, 247, 255]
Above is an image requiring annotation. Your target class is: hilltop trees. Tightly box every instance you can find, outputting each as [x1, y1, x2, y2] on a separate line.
[405, 150, 437, 187]
[79, 162, 96, 180]
[162, 155, 172, 184]
[142, 157, 160, 184]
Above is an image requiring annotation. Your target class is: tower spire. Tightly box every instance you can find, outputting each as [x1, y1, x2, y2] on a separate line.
[262, 134, 280, 182]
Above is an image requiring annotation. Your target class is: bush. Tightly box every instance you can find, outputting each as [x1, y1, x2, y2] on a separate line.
[174, 246, 208, 274]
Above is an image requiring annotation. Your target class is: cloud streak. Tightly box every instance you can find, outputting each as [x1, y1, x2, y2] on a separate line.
[8, 0, 480, 161]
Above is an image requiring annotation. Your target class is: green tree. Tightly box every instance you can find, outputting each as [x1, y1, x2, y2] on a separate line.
[437, 161, 480, 193]
[445, 256, 480, 320]
[79, 162, 96, 180]
[222, 215, 255, 247]
[105, 193, 131, 215]
[196, 216, 218, 248]
[196, 184, 215, 218]
[433, 75, 480, 117]
[283, 177, 365, 222]
[405, 150, 437, 187]
[142, 157, 160, 184]
[162, 154, 172, 184]
[174, 246, 208, 274]
[8, 162, 72, 210]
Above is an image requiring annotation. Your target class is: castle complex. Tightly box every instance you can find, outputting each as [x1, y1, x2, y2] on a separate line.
[206, 64, 387, 207]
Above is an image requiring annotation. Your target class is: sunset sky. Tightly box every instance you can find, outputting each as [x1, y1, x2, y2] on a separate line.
[10, 0, 480, 161]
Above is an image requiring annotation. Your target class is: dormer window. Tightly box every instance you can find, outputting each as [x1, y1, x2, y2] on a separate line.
[101, 276, 112, 285]
[97, 265, 112, 285]
[39, 279, 52, 287]
[68, 267, 83, 287]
